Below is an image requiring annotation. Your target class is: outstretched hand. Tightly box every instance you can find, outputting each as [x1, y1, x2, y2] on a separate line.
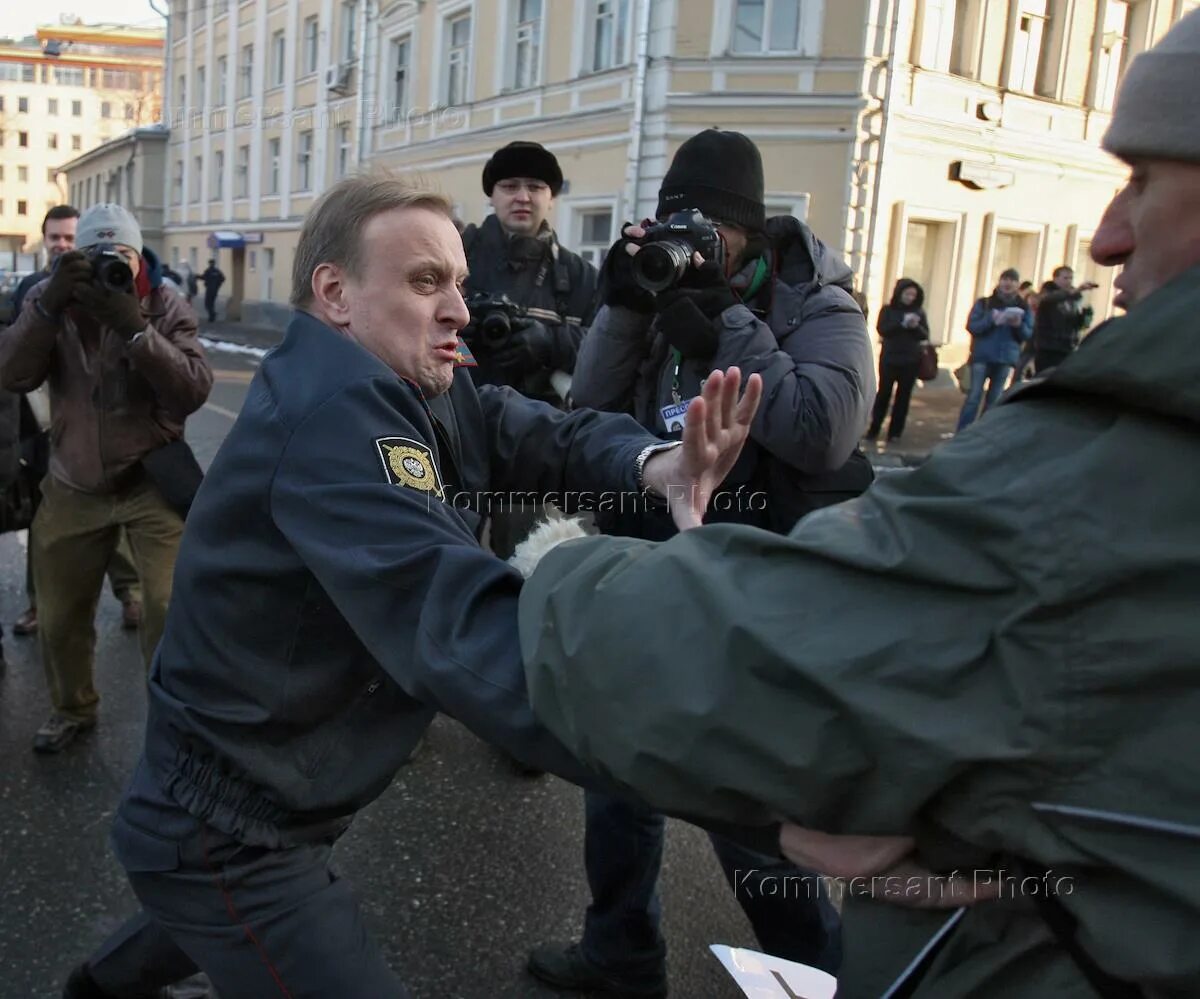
[640, 367, 763, 531]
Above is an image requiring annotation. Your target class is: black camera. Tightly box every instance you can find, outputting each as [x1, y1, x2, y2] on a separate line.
[632, 210, 725, 293]
[464, 292, 527, 348]
[84, 244, 135, 294]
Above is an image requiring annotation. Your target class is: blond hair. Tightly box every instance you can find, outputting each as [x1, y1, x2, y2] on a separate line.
[290, 172, 453, 307]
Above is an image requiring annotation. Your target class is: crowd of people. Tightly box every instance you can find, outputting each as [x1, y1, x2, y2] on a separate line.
[0, 10, 1196, 997]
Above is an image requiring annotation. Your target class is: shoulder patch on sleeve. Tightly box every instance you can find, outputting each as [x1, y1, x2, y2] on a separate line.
[375, 437, 445, 499]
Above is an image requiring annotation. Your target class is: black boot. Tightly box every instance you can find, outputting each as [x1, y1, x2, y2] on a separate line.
[527, 943, 667, 997]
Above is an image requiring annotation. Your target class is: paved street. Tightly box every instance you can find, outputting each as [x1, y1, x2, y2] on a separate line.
[0, 343, 755, 998]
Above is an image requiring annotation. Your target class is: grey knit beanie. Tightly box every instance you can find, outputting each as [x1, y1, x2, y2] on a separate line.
[1102, 8, 1200, 163]
[76, 203, 142, 251]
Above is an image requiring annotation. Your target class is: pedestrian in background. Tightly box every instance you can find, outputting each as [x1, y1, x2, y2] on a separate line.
[200, 258, 224, 323]
[956, 267, 1032, 431]
[866, 278, 929, 443]
[1033, 265, 1098, 373]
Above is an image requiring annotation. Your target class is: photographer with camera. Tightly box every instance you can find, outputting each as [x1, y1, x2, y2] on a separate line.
[0, 203, 212, 753]
[461, 141, 598, 405]
[527, 129, 875, 996]
[1033, 265, 1098, 373]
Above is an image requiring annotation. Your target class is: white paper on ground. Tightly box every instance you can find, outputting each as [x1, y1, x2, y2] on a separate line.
[710, 945, 838, 998]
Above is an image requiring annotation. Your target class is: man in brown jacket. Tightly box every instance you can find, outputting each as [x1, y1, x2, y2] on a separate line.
[0, 203, 212, 753]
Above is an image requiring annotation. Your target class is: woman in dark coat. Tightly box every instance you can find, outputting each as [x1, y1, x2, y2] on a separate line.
[866, 278, 930, 441]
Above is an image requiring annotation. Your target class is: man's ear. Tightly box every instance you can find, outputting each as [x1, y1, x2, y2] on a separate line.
[312, 263, 352, 325]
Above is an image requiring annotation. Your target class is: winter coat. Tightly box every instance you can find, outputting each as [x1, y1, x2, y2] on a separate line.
[461, 214, 598, 405]
[966, 291, 1034, 366]
[1034, 283, 1092, 353]
[518, 264, 1200, 997]
[572, 215, 876, 533]
[0, 247, 213, 494]
[877, 278, 930, 366]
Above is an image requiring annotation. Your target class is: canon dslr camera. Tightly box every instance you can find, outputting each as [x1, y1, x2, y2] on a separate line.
[632, 210, 725, 293]
[464, 292, 527, 348]
[83, 243, 135, 294]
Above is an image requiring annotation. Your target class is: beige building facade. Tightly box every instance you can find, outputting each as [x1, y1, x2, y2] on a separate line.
[59, 126, 170, 251]
[0, 23, 164, 267]
[163, 0, 1198, 342]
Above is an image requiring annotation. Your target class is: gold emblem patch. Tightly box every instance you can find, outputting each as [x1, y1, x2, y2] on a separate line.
[375, 437, 444, 499]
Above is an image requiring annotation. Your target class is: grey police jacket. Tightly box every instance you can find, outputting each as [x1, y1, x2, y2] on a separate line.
[139, 310, 657, 847]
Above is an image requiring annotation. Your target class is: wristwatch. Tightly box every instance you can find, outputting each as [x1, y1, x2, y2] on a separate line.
[634, 441, 683, 501]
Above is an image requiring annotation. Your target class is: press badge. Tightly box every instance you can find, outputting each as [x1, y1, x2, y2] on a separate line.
[660, 399, 693, 433]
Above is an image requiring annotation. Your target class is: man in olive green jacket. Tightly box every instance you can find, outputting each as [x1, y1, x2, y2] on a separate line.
[518, 12, 1200, 998]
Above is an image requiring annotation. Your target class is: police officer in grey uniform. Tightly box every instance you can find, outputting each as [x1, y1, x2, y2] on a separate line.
[63, 175, 762, 998]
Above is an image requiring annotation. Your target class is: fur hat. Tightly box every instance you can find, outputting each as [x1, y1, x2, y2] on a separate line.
[482, 142, 564, 196]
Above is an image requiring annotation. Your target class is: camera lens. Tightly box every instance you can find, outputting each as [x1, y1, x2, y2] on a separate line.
[99, 258, 134, 293]
[633, 240, 691, 293]
[479, 310, 512, 347]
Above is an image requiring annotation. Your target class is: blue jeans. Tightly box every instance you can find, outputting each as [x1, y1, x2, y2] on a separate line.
[956, 361, 1013, 431]
[581, 791, 842, 983]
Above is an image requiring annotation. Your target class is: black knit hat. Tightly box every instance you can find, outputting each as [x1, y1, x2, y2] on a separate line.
[657, 129, 765, 231]
[482, 141, 564, 196]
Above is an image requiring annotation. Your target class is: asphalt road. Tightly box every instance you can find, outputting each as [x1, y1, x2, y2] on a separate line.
[0, 341, 755, 998]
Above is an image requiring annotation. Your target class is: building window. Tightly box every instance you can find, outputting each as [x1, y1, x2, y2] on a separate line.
[212, 150, 224, 199]
[18, 165, 28, 183]
[48, 134, 58, 150]
[263, 247, 276, 301]
[991, 230, 1039, 288]
[272, 30, 287, 87]
[18, 97, 29, 113]
[55, 66, 85, 86]
[1094, 0, 1130, 111]
[512, 0, 542, 89]
[342, 1, 358, 62]
[915, 0, 957, 71]
[173, 159, 184, 203]
[47, 98, 57, 115]
[101, 101, 112, 118]
[22, 63, 36, 83]
[18, 131, 28, 147]
[296, 130, 313, 191]
[391, 36, 411, 122]
[48, 167, 57, 183]
[72, 100, 82, 116]
[18, 200, 28, 216]
[592, 0, 631, 70]
[444, 12, 471, 106]
[216, 56, 227, 105]
[71, 134, 81, 150]
[732, 0, 801, 53]
[195, 65, 206, 106]
[576, 208, 614, 266]
[901, 218, 956, 344]
[337, 123, 352, 178]
[268, 137, 281, 195]
[303, 15, 320, 75]
[240, 44, 254, 99]
[192, 154, 203, 201]
[236, 144, 250, 198]
[1009, 0, 1047, 93]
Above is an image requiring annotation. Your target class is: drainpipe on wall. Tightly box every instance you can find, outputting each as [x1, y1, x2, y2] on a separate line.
[623, 0, 654, 223]
[860, 0, 904, 306]
[149, 0, 171, 240]
[356, 0, 375, 167]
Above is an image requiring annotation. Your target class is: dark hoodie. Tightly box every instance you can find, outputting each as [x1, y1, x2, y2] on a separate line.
[876, 278, 930, 366]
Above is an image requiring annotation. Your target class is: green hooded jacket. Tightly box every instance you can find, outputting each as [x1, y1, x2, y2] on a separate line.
[519, 267, 1200, 997]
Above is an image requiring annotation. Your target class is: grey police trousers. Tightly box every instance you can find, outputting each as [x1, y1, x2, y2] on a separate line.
[88, 764, 409, 998]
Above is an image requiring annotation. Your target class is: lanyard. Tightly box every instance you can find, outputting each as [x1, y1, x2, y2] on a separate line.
[669, 256, 769, 404]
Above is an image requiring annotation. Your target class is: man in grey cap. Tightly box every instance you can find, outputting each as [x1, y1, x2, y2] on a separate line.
[518, 10, 1200, 997]
[0, 203, 212, 753]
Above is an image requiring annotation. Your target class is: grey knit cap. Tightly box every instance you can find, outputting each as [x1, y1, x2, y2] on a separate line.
[76, 203, 142, 251]
[1103, 9, 1200, 163]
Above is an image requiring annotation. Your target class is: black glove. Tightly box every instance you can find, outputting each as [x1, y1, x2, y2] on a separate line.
[490, 317, 555, 373]
[37, 251, 93, 319]
[73, 283, 146, 340]
[654, 259, 737, 360]
[600, 224, 655, 314]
